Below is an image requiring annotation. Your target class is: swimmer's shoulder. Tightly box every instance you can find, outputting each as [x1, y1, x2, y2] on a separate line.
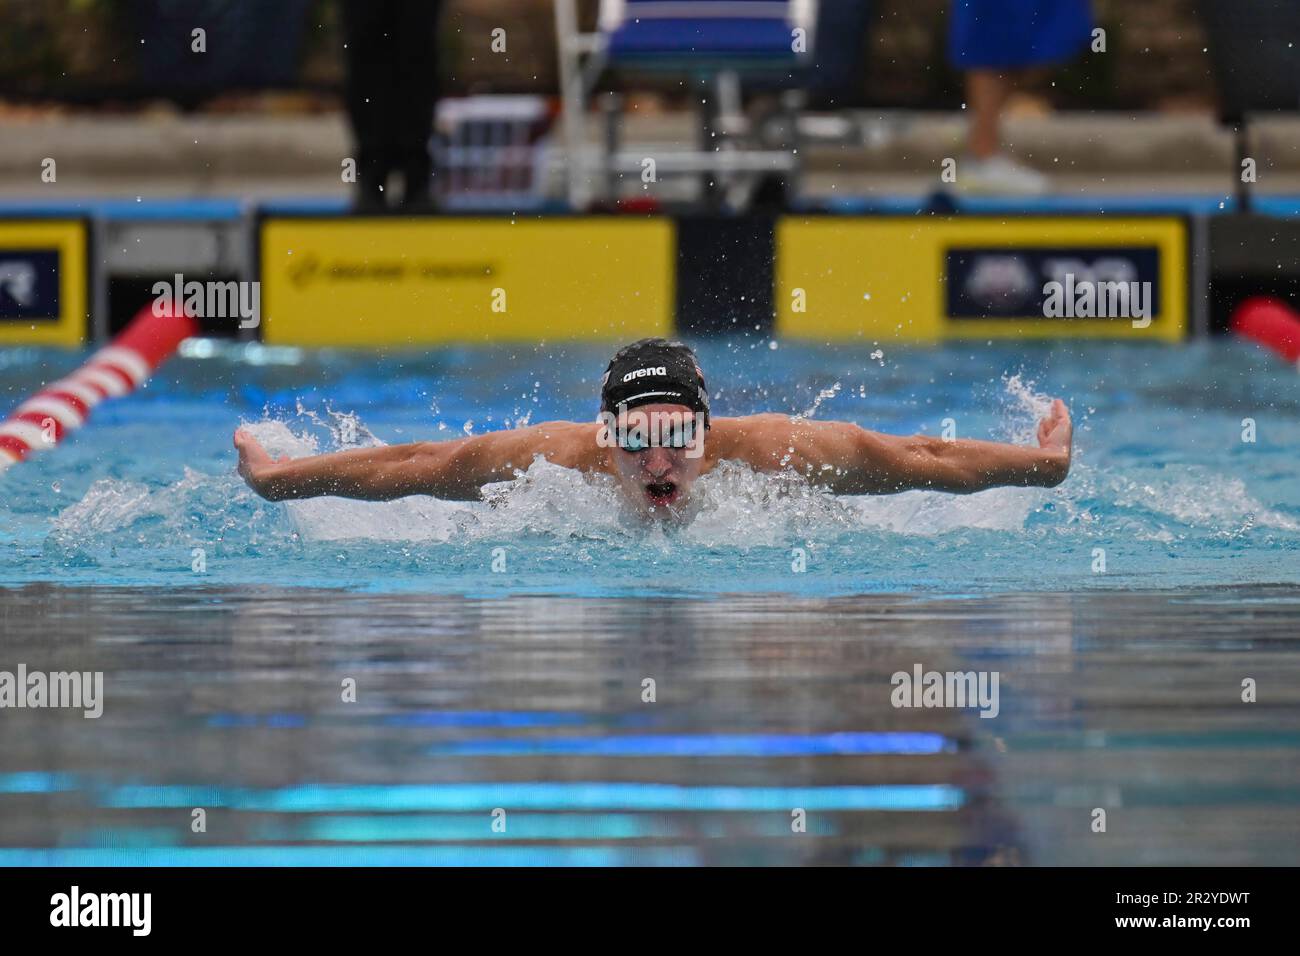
[706, 414, 866, 474]
[515, 419, 610, 474]
[706, 414, 799, 457]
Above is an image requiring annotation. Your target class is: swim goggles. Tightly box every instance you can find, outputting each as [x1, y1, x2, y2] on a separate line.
[617, 417, 698, 452]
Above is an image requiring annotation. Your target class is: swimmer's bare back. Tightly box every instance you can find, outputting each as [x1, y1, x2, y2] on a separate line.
[234, 400, 1072, 502]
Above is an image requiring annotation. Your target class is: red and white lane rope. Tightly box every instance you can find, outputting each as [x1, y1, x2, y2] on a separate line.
[0, 304, 198, 471]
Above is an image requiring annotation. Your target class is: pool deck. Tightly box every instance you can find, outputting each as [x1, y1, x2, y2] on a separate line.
[3, 110, 1300, 214]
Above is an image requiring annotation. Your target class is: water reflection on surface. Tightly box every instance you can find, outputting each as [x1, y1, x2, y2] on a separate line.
[1, 585, 1297, 865]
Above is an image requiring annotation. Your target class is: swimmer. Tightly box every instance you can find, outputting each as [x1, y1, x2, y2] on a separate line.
[234, 338, 1072, 514]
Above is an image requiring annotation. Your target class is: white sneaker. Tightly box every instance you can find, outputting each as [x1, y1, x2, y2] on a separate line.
[955, 153, 1049, 196]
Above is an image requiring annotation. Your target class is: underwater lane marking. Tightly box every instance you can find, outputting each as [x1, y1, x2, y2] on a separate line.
[0, 772, 80, 794]
[204, 710, 597, 729]
[94, 781, 964, 812]
[0, 845, 701, 867]
[425, 731, 953, 757]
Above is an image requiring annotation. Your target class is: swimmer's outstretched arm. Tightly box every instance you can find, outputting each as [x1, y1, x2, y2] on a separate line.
[720, 399, 1073, 494]
[233, 422, 601, 502]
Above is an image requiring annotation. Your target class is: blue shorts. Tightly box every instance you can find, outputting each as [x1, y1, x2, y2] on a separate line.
[949, 0, 1093, 70]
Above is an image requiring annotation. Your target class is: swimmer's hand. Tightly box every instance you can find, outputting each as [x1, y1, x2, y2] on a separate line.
[1034, 398, 1072, 483]
[1037, 398, 1072, 458]
[234, 429, 293, 500]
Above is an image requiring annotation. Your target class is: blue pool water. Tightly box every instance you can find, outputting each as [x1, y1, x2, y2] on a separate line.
[1, 338, 1298, 865]
[1, 338, 1297, 595]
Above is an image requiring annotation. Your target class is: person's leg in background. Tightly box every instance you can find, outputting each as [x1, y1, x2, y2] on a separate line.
[949, 0, 1092, 194]
[341, 0, 399, 210]
[965, 68, 1013, 161]
[807, 0, 873, 110]
[391, 0, 443, 210]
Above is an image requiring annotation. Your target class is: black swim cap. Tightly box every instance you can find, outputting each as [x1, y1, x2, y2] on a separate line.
[600, 338, 710, 426]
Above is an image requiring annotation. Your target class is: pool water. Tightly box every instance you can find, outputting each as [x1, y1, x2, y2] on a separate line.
[1, 584, 1297, 865]
[2, 338, 1297, 595]
[1, 338, 1298, 864]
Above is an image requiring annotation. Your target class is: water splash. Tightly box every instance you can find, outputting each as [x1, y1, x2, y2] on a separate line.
[34, 343, 1300, 594]
[794, 382, 842, 421]
[999, 372, 1054, 445]
[49, 395, 1297, 557]
[291, 401, 378, 450]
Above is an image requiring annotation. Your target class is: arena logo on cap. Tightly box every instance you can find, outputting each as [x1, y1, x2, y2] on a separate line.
[622, 366, 666, 383]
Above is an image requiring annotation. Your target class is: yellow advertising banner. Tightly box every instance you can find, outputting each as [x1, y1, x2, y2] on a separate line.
[0, 219, 89, 347]
[260, 217, 675, 346]
[777, 217, 1188, 342]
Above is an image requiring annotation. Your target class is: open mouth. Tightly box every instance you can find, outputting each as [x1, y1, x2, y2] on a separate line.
[644, 480, 678, 506]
